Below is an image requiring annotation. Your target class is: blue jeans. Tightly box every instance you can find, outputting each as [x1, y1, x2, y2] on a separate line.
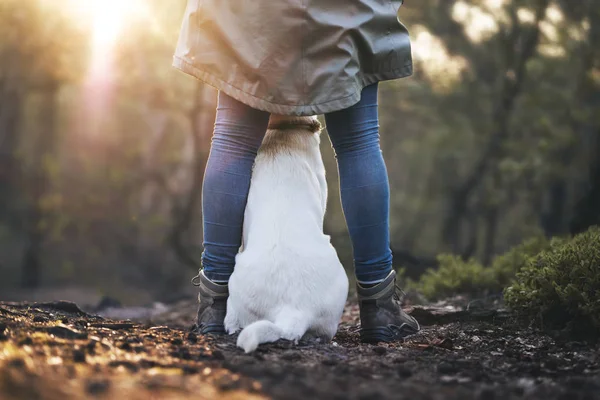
[201, 83, 392, 284]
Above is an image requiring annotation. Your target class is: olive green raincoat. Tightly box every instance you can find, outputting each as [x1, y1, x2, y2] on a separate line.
[173, 0, 412, 116]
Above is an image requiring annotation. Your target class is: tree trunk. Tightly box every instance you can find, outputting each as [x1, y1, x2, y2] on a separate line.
[0, 74, 23, 228]
[540, 179, 567, 237]
[20, 83, 59, 288]
[570, 127, 600, 234]
[441, 0, 550, 254]
[482, 206, 499, 266]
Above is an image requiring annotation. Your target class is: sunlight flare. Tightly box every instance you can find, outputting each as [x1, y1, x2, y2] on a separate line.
[63, 0, 149, 136]
[66, 0, 148, 66]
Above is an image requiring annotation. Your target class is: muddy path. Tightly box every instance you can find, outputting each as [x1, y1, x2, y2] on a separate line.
[0, 299, 599, 400]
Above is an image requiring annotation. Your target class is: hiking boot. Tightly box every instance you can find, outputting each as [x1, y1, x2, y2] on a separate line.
[191, 271, 228, 335]
[357, 270, 420, 343]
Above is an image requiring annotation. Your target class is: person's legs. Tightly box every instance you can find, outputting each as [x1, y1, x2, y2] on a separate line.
[325, 83, 420, 342]
[201, 92, 270, 283]
[324, 83, 392, 285]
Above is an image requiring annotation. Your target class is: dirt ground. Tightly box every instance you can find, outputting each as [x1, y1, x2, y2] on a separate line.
[0, 296, 599, 400]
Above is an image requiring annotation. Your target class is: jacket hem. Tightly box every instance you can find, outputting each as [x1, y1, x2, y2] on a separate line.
[172, 56, 412, 116]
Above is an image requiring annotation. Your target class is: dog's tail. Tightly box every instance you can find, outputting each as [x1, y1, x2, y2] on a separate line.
[236, 310, 308, 353]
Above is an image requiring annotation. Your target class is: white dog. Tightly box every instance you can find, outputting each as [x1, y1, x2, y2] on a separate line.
[224, 115, 349, 353]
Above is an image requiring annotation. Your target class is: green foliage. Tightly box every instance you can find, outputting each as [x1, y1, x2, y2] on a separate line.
[504, 227, 600, 331]
[408, 234, 569, 301]
[490, 235, 553, 288]
[407, 254, 495, 301]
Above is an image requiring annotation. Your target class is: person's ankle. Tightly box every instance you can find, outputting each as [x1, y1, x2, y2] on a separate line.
[356, 270, 394, 288]
[358, 281, 382, 288]
[202, 269, 229, 285]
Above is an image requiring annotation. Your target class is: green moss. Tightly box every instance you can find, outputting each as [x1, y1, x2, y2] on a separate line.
[504, 226, 600, 331]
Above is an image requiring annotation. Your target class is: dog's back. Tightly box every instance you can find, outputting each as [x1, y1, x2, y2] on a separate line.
[224, 116, 349, 353]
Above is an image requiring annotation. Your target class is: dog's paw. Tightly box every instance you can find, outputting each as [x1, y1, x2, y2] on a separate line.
[224, 318, 240, 335]
[225, 326, 239, 335]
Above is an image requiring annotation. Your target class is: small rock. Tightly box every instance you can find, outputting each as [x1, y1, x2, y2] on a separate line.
[171, 337, 183, 346]
[33, 315, 48, 323]
[37, 301, 88, 316]
[43, 324, 87, 340]
[186, 332, 197, 343]
[373, 346, 387, 355]
[118, 342, 132, 351]
[73, 350, 86, 363]
[86, 379, 110, 395]
[18, 336, 33, 346]
[85, 340, 97, 355]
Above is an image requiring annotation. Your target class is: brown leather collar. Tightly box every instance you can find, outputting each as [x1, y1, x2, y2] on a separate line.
[268, 117, 322, 133]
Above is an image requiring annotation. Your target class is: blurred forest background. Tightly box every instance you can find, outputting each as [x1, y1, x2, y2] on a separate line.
[0, 0, 598, 305]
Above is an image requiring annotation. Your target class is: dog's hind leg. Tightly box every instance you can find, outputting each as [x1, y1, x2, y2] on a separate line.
[224, 299, 242, 334]
[273, 309, 311, 343]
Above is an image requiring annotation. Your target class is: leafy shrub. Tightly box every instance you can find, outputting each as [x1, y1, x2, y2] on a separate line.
[407, 235, 553, 300]
[504, 226, 600, 331]
[490, 235, 553, 288]
[408, 254, 495, 301]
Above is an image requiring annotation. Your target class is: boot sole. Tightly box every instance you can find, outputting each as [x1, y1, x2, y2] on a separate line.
[199, 324, 226, 335]
[360, 324, 419, 344]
